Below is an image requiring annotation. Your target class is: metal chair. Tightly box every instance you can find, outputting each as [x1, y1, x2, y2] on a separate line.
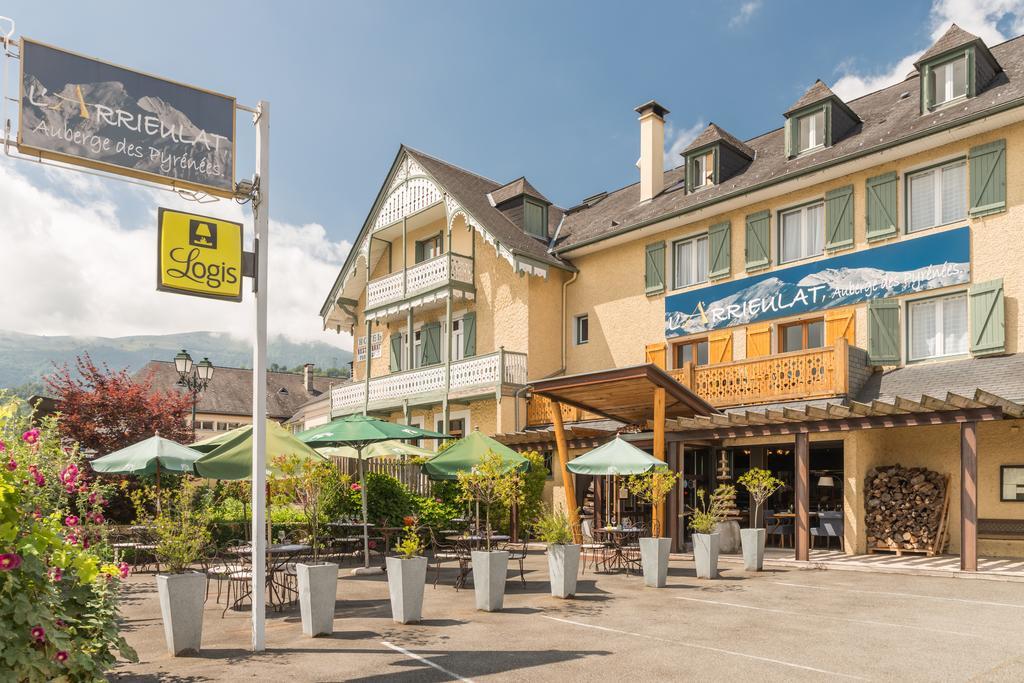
[222, 543, 253, 618]
[501, 540, 529, 587]
[428, 529, 466, 589]
[579, 519, 609, 574]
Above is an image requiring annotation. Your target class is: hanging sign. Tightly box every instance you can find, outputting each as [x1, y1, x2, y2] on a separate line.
[157, 208, 243, 301]
[665, 226, 971, 337]
[18, 38, 235, 197]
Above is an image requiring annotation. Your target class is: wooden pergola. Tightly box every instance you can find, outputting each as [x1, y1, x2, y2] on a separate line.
[650, 389, 1024, 571]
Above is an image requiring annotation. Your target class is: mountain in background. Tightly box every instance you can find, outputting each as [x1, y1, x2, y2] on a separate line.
[0, 330, 352, 391]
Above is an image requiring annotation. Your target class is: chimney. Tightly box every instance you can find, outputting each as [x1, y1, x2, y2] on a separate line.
[303, 363, 315, 392]
[635, 100, 669, 202]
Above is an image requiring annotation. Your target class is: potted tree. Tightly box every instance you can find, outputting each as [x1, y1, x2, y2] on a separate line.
[271, 454, 338, 637]
[386, 515, 428, 623]
[533, 507, 579, 598]
[625, 469, 680, 588]
[153, 477, 212, 656]
[737, 467, 784, 571]
[687, 484, 734, 579]
[456, 451, 524, 611]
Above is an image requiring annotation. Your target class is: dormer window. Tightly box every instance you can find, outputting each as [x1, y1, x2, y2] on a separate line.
[783, 81, 859, 159]
[523, 197, 548, 238]
[689, 149, 715, 189]
[928, 53, 968, 107]
[914, 24, 1002, 114]
[797, 108, 826, 153]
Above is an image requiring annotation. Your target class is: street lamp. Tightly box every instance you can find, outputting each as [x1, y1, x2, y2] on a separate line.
[174, 349, 215, 438]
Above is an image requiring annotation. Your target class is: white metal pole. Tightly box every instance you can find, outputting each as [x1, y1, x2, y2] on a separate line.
[250, 99, 270, 652]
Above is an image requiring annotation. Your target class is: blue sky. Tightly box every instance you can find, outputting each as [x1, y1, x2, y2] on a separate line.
[2, 0, 1023, 344]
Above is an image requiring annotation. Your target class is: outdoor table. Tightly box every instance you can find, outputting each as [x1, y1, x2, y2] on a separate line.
[444, 534, 512, 588]
[593, 527, 643, 573]
[766, 512, 818, 548]
[225, 543, 311, 611]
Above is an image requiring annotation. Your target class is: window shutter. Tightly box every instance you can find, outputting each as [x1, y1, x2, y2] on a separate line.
[414, 240, 425, 263]
[867, 299, 901, 365]
[708, 330, 733, 363]
[645, 342, 667, 369]
[421, 322, 441, 366]
[824, 308, 856, 346]
[462, 312, 477, 358]
[389, 333, 403, 372]
[969, 278, 1005, 356]
[825, 185, 854, 250]
[708, 221, 731, 280]
[785, 118, 796, 158]
[746, 323, 771, 358]
[645, 241, 665, 295]
[745, 210, 770, 271]
[865, 172, 898, 241]
[969, 139, 1006, 217]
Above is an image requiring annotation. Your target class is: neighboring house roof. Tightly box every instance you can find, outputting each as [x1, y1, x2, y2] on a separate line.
[136, 361, 334, 419]
[681, 122, 755, 159]
[488, 176, 550, 205]
[284, 392, 331, 426]
[857, 354, 1024, 403]
[553, 32, 1024, 253]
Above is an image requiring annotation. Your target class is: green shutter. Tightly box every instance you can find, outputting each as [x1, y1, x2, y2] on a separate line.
[867, 299, 901, 365]
[825, 185, 854, 251]
[745, 210, 770, 271]
[389, 333, 403, 372]
[969, 139, 1006, 217]
[645, 241, 665, 295]
[865, 172, 897, 241]
[708, 221, 731, 280]
[524, 199, 547, 237]
[414, 240, 425, 264]
[785, 118, 796, 158]
[969, 278, 1005, 356]
[421, 323, 441, 366]
[462, 312, 477, 358]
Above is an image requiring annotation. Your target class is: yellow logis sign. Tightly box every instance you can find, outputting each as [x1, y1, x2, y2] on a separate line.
[157, 208, 243, 301]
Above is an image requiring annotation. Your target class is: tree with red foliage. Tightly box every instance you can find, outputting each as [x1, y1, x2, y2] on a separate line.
[45, 353, 192, 454]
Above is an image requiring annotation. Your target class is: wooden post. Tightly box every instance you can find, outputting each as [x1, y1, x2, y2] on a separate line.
[668, 441, 681, 551]
[653, 386, 666, 536]
[960, 421, 978, 572]
[795, 432, 810, 561]
[551, 400, 581, 543]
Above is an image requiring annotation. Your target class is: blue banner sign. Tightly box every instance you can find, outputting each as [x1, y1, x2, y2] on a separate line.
[665, 227, 970, 337]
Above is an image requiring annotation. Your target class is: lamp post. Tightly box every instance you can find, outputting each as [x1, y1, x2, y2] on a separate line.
[174, 349, 215, 438]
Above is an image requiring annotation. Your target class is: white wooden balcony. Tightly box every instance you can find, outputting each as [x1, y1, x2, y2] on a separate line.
[365, 252, 474, 311]
[331, 350, 528, 415]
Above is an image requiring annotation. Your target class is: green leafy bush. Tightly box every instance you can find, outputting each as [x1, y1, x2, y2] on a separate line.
[519, 450, 549, 531]
[533, 507, 574, 545]
[366, 472, 415, 526]
[152, 477, 213, 574]
[413, 495, 459, 531]
[688, 484, 736, 535]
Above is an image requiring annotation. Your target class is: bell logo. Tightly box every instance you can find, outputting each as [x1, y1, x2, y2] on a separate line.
[189, 220, 218, 249]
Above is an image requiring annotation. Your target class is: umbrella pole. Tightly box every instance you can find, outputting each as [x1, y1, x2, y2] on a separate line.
[359, 447, 370, 569]
[155, 464, 162, 517]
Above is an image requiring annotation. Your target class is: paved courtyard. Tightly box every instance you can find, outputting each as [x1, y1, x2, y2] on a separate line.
[111, 551, 1024, 682]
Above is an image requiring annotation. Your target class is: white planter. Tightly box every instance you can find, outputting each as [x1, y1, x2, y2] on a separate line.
[471, 550, 509, 612]
[693, 532, 720, 579]
[714, 519, 742, 553]
[156, 571, 206, 656]
[639, 537, 671, 588]
[386, 556, 427, 624]
[741, 527, 767, 571]
[547, 544, 580, 598]
[297, 562, 339, 637]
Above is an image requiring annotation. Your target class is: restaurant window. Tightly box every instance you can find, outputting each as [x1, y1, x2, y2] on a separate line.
[672, 234, 708, 289]
[779, 202, 824, 264]
[780, 318, 824, 353]
[674, 338, 709, 367]
[908, 293, 968, 361]
[928, 54, 968, 108]
[907, 160, 966, 233]
[575, 314, 589, 345]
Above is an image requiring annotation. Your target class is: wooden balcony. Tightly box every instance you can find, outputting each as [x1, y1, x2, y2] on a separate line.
[365, 252, 474, 311]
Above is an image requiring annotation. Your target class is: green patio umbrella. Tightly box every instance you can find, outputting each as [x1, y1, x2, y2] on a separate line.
[568, 437, 667, 528]
[193, 420, 326, 480]
[420, 430, 529, 481]
[296, 414, 447, 571]
[319, 439, 435, 460]
[90, 434, 203, 512]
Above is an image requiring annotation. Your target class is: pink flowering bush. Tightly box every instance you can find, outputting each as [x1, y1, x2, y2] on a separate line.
[0, 396, 137, 679]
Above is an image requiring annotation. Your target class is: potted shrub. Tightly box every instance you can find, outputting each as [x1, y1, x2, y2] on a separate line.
[386, 516, 428, 623]
[456, 452, 524, 611]
[271, 454, 338, 637]
[153, 477, 212, 656]
[737, 467, 784, 571]
[687, 484, 734, 580]
[533, 507, 579, 598]
[625, 469, 680, 588]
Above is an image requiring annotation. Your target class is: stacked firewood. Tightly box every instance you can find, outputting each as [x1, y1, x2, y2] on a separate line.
[864, 465, 948, 551]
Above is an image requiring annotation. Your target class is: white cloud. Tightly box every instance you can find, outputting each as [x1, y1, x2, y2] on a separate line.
[833, 0, 1024, 101]
[0, 162, 352, 349]
[729, 1, 762, 28]
[664, 119, 707, 170]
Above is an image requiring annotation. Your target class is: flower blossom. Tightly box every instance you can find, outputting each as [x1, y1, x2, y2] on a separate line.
[5, 460, 15, 471]
[21, 428, 39, 444]
[0, 440, 5, 451]
[59, 464, 79, 485]
[49, 567, 62, 582]
[350, 482, 362, 492]
[118, 562, 131, 579]
[31, 626, 45, 643]
[0, 553, 21, 570]
[64, 515, 79, 527]
[55, 651, 68, 663]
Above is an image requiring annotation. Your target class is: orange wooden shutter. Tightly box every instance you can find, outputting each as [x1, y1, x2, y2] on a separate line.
[825, 308, 856, 346]
[746, 324, 771, 358]
[708, 330, 733, 364]
[645, 342, 667, 369]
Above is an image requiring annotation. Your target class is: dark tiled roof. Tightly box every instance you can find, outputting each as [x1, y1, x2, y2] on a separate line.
[857, 354, 1024, 403]
[488, 177, 550, 205]
[554, 34, 1024, 253]
[915, 23, 982, 66]
[786, 79, 839, 115]
[135, 361, 334, 419]
[405, 148, 567, 268]
[681, 123, 755, 159]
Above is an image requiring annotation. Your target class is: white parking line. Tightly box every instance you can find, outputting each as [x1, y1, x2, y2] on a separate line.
[381, 641, 473, 682]
[675, 596, 981, 638]
[770, 580, 1024, 609]
[541, 615, 867, 680]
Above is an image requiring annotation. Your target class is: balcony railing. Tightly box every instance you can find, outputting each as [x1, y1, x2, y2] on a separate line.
[365, 252, 474, 310]
[332, 349, 527, 414]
